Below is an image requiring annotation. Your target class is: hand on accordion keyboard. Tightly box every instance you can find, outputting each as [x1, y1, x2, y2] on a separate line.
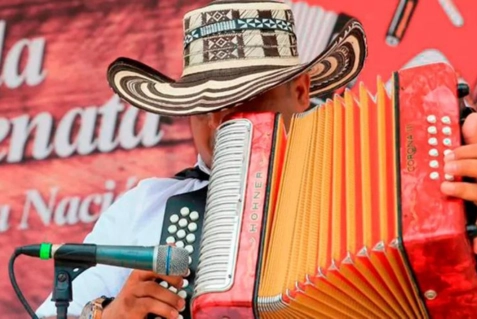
[101, 270, 185, 319]
[441, 112, 477, 254]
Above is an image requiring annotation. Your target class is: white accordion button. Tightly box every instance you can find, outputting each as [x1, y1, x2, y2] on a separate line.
[180, 207, 190, 217]
[166, 236, 175, 244]
[427, 126, 437, 134]
[178, 218, 188, 228]
[442, 127, 451, 135]
[441, 116, 451, 124]
[182, 279, 189, 288]
[188, 256, 192, 265]
[428, 138, 438, 146]
[178, 290, 188, 299]
[169, 286, 177, 293]
[168, 225, 177, 234]
[429, 160, 439, 168]
[188, 222, 198, 232]
[170, 214, 179, 223]
[190, 211, 199, 221]
[429, 149, 439, 157]
[178, 315, 184, 319]
[427, 115, 437, 123]
[159, 281, 168, 288]
[185, 245, 194, 254]
[176, 241, 185, 248]
[445, 174, 454, 181]
[186, 234, 196, 244]
[443, 138, 452, 146]
[177, 230, 186, 239]
[430, 172, 439, 180]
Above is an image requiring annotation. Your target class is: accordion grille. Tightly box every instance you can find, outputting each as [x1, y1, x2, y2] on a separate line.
[194, 119, 252, 296]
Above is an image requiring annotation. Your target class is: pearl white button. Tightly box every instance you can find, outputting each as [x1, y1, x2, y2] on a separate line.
[188, 256, 192, 265]
[430, 172, 439, 180]
[428, 138, 438, 145]
[430, 160, 439, 168]
[176, 241, 185, 248]
[178, 218, 188, 228]
[429, 149, 438, 157]
[445, 174, 454, 181]
[186, 233, 196, 243]
[166, 236, 175, 244]
[190, 211, 199, 221]
[178, 290, 188, 299]
[178, 315, 184, 319]
[169, 286, 177, 293]
[427, 126, 437, 134]
[159, 281, 168, 288]
[427, 115, 437, 123]
[180, 207, 190, 217]
[177, 229, 186, 239]
[168, 225, 177, 234]
[170, 214, 179, 223]
[182, 279, 189, 288]
[443, 138, 452, 146]
[442, 127, 451, 135]
[185, 245, 194, 254]
[441, 116, 451, 124]
[188, 222, 198, 232]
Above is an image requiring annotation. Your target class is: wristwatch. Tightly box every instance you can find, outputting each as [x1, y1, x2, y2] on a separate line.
[79, 296, 115, 319]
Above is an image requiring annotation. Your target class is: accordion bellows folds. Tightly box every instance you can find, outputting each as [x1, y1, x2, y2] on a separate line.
[190, 62, 477, 319]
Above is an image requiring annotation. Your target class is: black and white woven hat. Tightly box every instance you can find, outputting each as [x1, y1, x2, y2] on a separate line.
[107, 0, 368, 116]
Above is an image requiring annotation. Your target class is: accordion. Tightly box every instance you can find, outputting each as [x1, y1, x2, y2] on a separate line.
[161, 62, 477, 319]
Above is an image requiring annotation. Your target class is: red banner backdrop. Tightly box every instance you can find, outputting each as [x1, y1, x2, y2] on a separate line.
[1, 0, 476, 318]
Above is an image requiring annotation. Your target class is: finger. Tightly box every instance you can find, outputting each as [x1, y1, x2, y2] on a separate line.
[134, 281, 185, 310]
[441, 181, 477, 202]
[137, 296, 180, 319]
[129, 270, 166, 282]
[444, 144, 477, 162]
[462, 112, 477, 145]
[474, 239, 477, 255]
[155, 275, 184, 290]
[444, 159, 477, 178]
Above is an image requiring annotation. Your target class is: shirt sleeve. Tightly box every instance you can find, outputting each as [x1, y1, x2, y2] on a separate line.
[35, 185, 143, 318]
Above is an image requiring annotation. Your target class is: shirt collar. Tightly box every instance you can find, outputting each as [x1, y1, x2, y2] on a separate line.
[196, 154, 211, 175]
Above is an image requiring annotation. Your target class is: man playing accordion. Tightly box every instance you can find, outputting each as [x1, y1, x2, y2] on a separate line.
[36, 0, 477, 318]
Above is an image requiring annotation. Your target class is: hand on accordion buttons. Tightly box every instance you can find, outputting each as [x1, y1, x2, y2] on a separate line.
[441, 113, 477, 202]
[441, 112, 477, 254]
[101, 270, 185, 319]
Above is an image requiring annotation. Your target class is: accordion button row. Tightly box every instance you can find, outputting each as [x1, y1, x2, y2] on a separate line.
[427, 115, 451, 124]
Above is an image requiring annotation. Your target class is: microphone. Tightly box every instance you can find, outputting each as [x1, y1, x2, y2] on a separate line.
[16, 243, 189, 276]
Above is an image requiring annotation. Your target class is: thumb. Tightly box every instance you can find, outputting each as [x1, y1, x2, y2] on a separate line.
[462, 112, 477, 145]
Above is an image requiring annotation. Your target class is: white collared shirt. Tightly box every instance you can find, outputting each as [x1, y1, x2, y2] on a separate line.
[35, 157, 210, 317]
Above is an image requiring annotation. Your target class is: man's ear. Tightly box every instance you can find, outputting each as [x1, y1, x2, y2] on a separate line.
[291, 73, 311, 112]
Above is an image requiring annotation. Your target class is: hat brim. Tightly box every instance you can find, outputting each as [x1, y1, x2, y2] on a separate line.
[106, 20, 367, 117]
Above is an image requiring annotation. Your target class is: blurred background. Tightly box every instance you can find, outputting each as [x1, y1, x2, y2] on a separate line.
[0, 0, 476, 317]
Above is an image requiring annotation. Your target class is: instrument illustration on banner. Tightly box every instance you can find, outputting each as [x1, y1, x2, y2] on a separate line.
[438, 0, 464, 27]
[386, 0, 419, 46]
[157, 63, 477, 319]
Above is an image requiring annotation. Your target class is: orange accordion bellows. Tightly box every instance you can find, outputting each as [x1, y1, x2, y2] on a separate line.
[190, 62, 477, 319]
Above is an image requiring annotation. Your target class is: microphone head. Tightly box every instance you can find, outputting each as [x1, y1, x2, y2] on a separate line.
[155, 245, 189, 276]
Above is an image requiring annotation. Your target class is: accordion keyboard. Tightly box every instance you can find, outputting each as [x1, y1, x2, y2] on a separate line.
[194, 119, 252, 296]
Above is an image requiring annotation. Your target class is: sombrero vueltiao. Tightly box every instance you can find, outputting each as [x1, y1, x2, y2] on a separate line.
[106, 0, 368, 117]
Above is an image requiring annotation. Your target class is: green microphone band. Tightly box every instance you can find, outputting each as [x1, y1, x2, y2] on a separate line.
[40, 243, 52, 260]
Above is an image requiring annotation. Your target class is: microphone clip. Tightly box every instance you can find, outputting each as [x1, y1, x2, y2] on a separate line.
[52, 260, 90, 319]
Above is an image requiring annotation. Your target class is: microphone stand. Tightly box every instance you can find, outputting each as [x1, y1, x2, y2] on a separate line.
[52, 260, 90, 319]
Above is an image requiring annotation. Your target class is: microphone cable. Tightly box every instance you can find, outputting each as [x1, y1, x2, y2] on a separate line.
[9, 248, 40, 319]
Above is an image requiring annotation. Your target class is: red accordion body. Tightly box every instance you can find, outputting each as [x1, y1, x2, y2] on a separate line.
[191, 63, 477, 319]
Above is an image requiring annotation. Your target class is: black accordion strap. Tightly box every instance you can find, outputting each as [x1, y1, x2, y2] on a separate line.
[173, 166, 210, 181]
